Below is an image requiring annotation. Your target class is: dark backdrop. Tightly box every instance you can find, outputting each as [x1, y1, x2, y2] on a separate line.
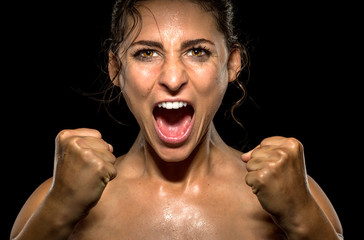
[4, 0, 359, 238]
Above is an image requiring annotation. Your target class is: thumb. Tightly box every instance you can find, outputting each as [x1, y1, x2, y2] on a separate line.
[107, 143, 114, 153]
[241, 145, 260, 162]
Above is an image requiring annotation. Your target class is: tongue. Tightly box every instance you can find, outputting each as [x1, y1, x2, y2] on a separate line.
[154, 107, 193, 138]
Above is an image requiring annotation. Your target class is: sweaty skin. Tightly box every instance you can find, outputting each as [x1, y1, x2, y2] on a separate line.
[11, 1, 342, 239]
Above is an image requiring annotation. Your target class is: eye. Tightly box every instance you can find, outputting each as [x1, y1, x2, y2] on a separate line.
[142, 50, 156, 57]
[133, 49, 159, 61]
[187, 48, 206, 57]
[191, 49, 203, 56]
[185, 47, 211, 61]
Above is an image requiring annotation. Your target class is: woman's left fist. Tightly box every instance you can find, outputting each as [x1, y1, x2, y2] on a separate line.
[242, 137, 313, 219]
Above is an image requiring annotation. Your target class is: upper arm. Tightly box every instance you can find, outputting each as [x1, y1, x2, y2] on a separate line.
[10, 178, 53, 239]
[308, 176, 343, 237]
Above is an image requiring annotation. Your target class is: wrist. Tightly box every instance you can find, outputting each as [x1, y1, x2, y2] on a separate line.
[12, 191, 84, 240]
[44, 190, 86, 228]
[273, 197, 339, 240]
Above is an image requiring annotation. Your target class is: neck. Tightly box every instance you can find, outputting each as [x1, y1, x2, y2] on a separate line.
[134, 123, 227, 185]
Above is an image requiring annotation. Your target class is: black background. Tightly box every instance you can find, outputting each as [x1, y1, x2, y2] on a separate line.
[3, 0, 360, 238]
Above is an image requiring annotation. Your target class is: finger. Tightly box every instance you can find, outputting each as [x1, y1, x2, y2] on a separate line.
[74, 128, 103, 138]
[245, 171, 263, 194]
[241, 136, 285, 162]
[99, 161, 117, 184]
[241, 145, 260, 162]
[108, 143, 114, 153]
[246, 145, 285, 171]
[241, 150, 253, 162]
[56, 128, 103, 145]
[94, 149, 117, 164]
[72, 136, 113, 153]
[260, 136, 287, 147]
[245, 157, 265, 172]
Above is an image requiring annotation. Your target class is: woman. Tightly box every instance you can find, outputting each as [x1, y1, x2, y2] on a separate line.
[11, 0, 343, 239]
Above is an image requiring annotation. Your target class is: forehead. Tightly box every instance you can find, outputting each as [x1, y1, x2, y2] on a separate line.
[133, 0, 224, 44]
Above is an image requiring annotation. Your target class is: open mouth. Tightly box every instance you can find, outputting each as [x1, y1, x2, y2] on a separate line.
[153, 101, 195, 145]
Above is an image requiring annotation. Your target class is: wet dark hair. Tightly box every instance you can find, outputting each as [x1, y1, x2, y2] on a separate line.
[103, 0, 249, 126]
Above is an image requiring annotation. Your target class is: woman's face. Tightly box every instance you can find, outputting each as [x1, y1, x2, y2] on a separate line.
[112, 0, 240, 162]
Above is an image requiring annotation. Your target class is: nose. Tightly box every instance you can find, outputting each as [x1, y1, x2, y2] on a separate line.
[158, 58, 188, 93]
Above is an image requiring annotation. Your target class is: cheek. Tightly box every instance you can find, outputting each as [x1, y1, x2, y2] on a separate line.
[191, 64, 228, 99]
[192, 65, 229, 123]
[121, 65, 159, 99]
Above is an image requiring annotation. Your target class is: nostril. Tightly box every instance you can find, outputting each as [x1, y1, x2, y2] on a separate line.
[159, 65, 188, 92]
[161, 81, 187, 93]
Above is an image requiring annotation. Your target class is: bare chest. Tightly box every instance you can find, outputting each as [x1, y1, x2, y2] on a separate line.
[69, 180, 286, 240]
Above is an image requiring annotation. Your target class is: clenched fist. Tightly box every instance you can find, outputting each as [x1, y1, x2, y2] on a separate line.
[48, 128, 117, 220]
[242, 137, 312, 222]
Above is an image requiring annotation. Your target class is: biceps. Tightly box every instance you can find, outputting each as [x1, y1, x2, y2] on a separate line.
[308, 176, 343, 235]
[10, 178, 53, 239]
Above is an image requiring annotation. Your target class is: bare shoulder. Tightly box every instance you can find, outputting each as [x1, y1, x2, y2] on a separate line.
[307, 176, 343, 235]
[11, 178, 53, 238]
[114, 153, 145, 178]
[218, 146, 247, 174]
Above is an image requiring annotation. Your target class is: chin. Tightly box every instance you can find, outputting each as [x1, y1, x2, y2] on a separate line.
[153, 142, 196, 163]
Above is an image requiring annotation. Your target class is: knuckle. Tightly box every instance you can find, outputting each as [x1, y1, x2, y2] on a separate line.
[260, 136, 284, 145]
[260, 137, 271, 146]
[275, 148, 294, 167]
[78, 148, 96, 163]
[267, 160, 280, 177]
[56, 129, 73, 143]
[245, 160, 254, 172]
[276, 148, 290, 159]
[93, 158, 117, 182]
[95, 161, 113, 180]
[250, 170, 268, 192]
[93, 130, 102, 139]
[82, 148, 94, 158]
[109, 154, 117, 164]
[95, 159, 106, 171]
[110, 167, 117, 180]
[245, 172, 255, 187]
[81, 128, 102, 139]
[285, 137, 302, 150]
[258, 169, 269, 182]
[69, 136, 84, 148]
[62, 136, 85, 153]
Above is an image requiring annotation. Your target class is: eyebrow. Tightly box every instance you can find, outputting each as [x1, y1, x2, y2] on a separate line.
[130, 38, 215, 50]
[181, 38, 215, 50]
[130, 40, 164, 50]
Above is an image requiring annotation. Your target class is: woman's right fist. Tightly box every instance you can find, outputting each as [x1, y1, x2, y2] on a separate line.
[49, 128, 117, 219]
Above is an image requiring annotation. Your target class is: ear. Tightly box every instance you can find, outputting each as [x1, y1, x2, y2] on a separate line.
[108, 51, 121, 87]
[227, 48, 242, 83]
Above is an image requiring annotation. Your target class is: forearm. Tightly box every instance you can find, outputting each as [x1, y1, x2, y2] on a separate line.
[276, 198, 342, 240]
[11, 194, 80, 240]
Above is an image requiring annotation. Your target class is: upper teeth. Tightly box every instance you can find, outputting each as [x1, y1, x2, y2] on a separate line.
[158, 101, 188, 109]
